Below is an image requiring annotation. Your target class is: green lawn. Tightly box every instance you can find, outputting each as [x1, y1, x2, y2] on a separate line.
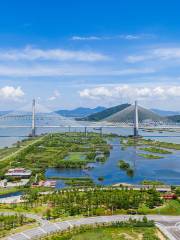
[44, 226, 161, 240]
[65, 152, 86, 161]
[137, 200, 180, 216]
[151, 200, 180, 215]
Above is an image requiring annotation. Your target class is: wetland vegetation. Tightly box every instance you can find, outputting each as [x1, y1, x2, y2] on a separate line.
[139, 147, 172, 154]
[138, 153, 163, 159]
[118, 160, 134, 177]
[0, 132, 110, 181]
[0, 132, 180, 196]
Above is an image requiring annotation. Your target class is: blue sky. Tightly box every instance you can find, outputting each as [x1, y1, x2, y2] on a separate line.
[0, 0, 180, 110]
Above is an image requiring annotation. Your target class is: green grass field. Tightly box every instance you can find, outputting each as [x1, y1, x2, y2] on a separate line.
[152, 200, 180, 215]
[44, 226, 162, 240]
[65, 152, 86, 161]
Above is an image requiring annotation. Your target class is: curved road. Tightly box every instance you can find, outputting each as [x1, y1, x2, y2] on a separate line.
[2, 214, 180, 240]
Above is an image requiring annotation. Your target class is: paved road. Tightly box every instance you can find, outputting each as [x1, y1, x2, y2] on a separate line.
[3, 214, 180, 240]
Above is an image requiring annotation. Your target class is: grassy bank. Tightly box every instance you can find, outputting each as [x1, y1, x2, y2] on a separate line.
[121, 136, 180, 150]
[138, 153, 163, 159]
[139, 147, 172, 154]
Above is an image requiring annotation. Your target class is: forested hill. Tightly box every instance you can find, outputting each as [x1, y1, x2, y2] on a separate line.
[55, 106, 106, 117]
[77, 103, 131, 121]
[167, 115, 180, 123]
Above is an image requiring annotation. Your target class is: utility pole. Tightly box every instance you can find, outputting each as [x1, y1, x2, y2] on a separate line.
[32, 99, 36, 137]
[134, 100, 139, 137]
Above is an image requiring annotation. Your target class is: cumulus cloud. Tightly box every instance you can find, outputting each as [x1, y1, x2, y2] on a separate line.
[80, 87, 113, 99]
[126, 47, 180, 63]
[0, 46, 109, 62]
[48, 90, 60, 101]
[0, 86, 24, 100]
[79, 85, 180, 101]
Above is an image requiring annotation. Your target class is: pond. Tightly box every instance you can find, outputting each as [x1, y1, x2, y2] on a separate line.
[0, 191, 22, 199]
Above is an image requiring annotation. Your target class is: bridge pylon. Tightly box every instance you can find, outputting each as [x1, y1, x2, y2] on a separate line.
[134, 100, 139, 137]
[32, 99, 36, 137]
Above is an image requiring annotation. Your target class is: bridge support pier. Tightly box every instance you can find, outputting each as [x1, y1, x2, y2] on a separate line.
[134, 100, 139, 137]
[32, 99, 36, 137]
[100, 127, 103, 137]
[84, 127, 87, 137]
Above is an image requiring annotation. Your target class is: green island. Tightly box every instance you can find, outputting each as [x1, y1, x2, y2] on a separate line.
[118, 160, 134, 177]
[138, 153, 163, 159]
[120, 136, 180, 150]
[139, 147, 172, 154]
[62, 177, 95, 187]
[42, 218, 163, 240]
[120, 137, 178, 159]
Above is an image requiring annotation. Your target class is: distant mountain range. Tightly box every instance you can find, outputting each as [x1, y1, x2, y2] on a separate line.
[77, 104, 131, 121]
[106, 105, 164, 123]
[167, 115, 180, 123]
[0, 111, 12, 116]
[0, 106, 179, 123]
[151, 109, 180, 116]
[75, 104, 180, 123]
[55, 106, 106, 117]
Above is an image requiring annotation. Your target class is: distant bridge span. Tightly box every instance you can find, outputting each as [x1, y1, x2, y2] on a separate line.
[0, 125, 180, 129]
[0, 100, 180, 136]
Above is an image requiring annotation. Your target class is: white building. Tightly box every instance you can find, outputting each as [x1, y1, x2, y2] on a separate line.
[5, 168, 32, 178]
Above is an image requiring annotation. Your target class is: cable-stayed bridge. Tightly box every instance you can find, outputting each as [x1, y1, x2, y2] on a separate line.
[0, 99, 179, 137]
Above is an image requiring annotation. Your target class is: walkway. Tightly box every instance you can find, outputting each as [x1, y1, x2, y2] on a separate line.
[4, 214, 180, 240]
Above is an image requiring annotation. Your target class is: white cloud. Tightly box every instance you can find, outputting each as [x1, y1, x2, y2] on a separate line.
[122, 35, 140, 40]
[79, 85, 180, 101]
[0, 86, 24, 100]
[71, 36, 101, 41]
[0, 46, 109, 62]
[0, 65, 155, 77]
[126, 47, 180, 63]
[48, 90, 60, 101]
[71, 34, 153, 41]
[80, 87, 112, 99]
